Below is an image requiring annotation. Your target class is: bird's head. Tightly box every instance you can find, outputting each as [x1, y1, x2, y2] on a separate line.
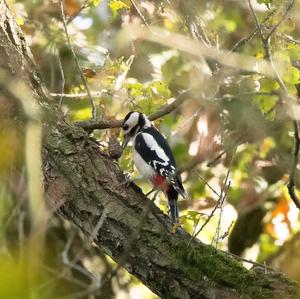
[122, 111, 151, 149]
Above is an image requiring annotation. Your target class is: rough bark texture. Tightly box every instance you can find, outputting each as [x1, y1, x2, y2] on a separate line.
[1, 1, 300, 298]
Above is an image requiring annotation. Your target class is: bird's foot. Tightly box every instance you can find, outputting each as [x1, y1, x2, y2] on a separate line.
[122, 172, 133, 186]
[171, 222, 182, 233]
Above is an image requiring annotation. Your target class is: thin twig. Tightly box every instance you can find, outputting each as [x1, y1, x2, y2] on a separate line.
[265, 0, 295, 40]
[170, 106, 203, 138]
[213, 151, 236, 249]
[247, 0, 271, 61]
[61, 230, 98, 283]
[130, 0, 151, 29]
[187, 172, 230, 248]
[232, 9, 276, 52]
[188, 213, 206, 243]
[54, 208, 108, 293]
[287, 120, 300, 209]
[70, 208, 108, 266]
[214, 181, 231, 250]
[60, 0, 96, 119]
[192, 169, 221, 198]
[44, 0, 90, 54]
[224, 250, 273, 270]
[220, 220, 234, 240]
[50, 91, 106, 98]
[189, 150, 235, 247]
[187, 194, 222, 247]
[248, 0, 295, 62]
[56, 52, 65, 108]
[206, 150, 226, 167]
[284, 35, 300, 45]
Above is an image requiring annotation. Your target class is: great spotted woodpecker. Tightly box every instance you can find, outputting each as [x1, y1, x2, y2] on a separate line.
[122, 111, 187, 221]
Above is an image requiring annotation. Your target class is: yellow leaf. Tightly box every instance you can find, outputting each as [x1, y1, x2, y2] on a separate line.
[16, 17, 24, 26]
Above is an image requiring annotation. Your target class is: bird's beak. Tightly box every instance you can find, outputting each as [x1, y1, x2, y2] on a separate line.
[122, 134, 130, 150]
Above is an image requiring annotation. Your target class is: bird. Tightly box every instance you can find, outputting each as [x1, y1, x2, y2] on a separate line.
[122, 111, 187, 222]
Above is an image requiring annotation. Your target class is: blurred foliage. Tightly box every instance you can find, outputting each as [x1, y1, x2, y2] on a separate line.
[2, 0, 300, 298]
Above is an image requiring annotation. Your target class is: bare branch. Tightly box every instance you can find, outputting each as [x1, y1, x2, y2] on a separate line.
[206, 150, 226, 167]
[214, 180, 231, 250]
[187, 193, 221, 247]
[148, 90, 190, 121]
[265, 0, 295, 40]
[247, 0, 271, 60]
[287, 120, 300, 209]
[220, 220, 234, 241]
[284, 35, 300, 45]
[130, 0, 151, 29]
[248, 0, 295, 61]
[60, 0, 96, 119]
[192, 169, 221, 198]
[76, 89, 191, 131]
[189, 149, 235, 248]
[225, 251, 273, 270]
[50, 91, 106, 98]
[56, 52, 65, 108]
[232, 9, 276, 52]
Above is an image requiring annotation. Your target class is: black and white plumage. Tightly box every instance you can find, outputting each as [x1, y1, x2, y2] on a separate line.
[122, 111, 187, 221]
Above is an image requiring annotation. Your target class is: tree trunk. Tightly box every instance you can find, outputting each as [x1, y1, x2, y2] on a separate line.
[0, 1, 299, 298]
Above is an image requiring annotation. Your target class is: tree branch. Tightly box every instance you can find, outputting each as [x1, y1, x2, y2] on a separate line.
[287, 120, 300, 209]
[76, 90, 191, 131]
[60, 0, 96, 119]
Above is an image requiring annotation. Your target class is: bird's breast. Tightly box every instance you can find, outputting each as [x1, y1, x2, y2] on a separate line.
[132, 147, 155, 180]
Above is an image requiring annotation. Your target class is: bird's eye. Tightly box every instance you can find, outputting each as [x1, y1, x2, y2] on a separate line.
[123, 124, 129, 130]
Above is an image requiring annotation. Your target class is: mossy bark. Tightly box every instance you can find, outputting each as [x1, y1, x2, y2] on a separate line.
[0, 1, 300, 298]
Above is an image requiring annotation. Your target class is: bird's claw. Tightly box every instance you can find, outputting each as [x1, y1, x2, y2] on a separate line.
[123, 172, 132, 186]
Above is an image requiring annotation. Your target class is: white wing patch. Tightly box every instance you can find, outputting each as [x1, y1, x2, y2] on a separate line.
[142, 133, 170, 165]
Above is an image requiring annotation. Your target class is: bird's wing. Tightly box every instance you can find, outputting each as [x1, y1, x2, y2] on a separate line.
[134, 128, 176, 176]
[135, 127, 187, 199]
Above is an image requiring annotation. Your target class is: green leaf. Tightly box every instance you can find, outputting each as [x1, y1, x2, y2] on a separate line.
[162, 55, 184, 84]
[109, 0, 130, 17]
[283, 65, 300, 85]
[88, 0, 103, 6]
[256, 0, 272, 4]
[252, 95, 278, 120]
[147, 81, 171, 98]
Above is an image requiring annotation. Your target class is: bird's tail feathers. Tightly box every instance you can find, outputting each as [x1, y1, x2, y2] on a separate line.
[173, 177, 188, 200]
[166, 186, 179, 222]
